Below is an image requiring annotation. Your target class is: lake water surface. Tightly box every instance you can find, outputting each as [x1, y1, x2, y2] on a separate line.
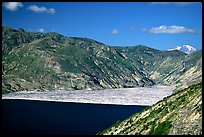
[2, 86, 173, 135]
[2, 99, 147, 135]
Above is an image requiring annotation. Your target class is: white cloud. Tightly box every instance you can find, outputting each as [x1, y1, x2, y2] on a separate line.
[146, 25, 195, 34]
[27, 5, 55, 14]
[3, 2, 23, 11]
[111, 29, 118, 34]
[38, 28, 45, 33]
[151, 2, 198, 6]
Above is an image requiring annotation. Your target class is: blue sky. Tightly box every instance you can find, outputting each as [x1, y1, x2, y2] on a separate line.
[2, 2, 202, 50]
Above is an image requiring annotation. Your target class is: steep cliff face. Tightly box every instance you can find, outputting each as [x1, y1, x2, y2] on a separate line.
[98, 82, 202, 135]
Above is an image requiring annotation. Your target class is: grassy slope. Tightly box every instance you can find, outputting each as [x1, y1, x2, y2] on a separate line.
[98, 82, 202, 135]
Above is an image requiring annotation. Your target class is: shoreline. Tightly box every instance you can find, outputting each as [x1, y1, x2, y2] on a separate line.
[2, 98, 150, 106]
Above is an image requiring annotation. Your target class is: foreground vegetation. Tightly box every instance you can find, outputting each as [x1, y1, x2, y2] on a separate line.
[98, 82, 202, 135]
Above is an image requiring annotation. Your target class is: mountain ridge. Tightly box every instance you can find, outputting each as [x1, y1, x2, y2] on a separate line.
[2, 26, 155, 93]
[2, 26, 202, 93]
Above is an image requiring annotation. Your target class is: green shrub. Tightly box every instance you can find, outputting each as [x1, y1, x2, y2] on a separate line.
[149, 120, 172, 135]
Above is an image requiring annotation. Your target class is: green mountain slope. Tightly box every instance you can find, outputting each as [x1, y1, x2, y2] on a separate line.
[2, 27, 154, 93]
[113, 46, 202, 90]
[151, 50, 202, 90]
[98, 82, 202, 135]
[2, 26, 202, 93]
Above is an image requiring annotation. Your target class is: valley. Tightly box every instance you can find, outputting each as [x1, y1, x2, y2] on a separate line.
[2, 2, 202, 135]
[2, 26, 202, 135]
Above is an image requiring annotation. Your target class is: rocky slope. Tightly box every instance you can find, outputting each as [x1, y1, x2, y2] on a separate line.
[98, 82, 202, 135]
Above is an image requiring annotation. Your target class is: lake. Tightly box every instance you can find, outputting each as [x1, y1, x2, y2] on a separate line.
[2, 99, 147, 135]
[2, 86, 173, 135]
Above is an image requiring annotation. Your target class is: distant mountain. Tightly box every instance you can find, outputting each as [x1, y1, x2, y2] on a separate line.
[168, 45, 197, 54]
[98, 82, 202, 135]
[113, 46, 202, 91]
[2, 26, 202, 93]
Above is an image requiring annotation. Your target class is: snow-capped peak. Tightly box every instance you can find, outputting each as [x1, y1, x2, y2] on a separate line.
[168, 45, 196, 54]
